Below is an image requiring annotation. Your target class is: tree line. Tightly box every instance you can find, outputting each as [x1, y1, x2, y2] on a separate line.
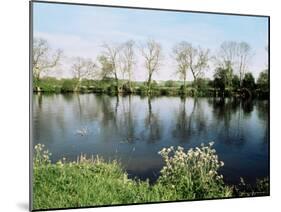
[32, 37, 268, 98]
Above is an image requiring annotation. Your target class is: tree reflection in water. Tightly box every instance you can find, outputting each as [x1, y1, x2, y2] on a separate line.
[141, 96, 162, 143]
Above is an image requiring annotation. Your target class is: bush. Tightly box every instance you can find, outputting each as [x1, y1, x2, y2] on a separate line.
[122, 82, 133, 93]
[159, 87, 179, 96]
[34, 77, 62, 93]
[61, 79, 77, 92]
[38, 82, 61, 93]
[137, 85, 148, 95]
[157, 143, 232, 199]
[107, 84, 117, 94]
[165, 80, 176, 87]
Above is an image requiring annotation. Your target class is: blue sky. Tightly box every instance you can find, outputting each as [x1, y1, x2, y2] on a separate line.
[33, 2, 268, 80]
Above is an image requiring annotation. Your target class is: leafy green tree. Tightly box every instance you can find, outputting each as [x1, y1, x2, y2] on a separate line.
[242, 72, 256, 91]
[213, 63, 233, 92]
[232, 74, 240, 91]
[256, 70, 268, 91]
[98, 55, 114, 80]
[196, 78, 211, 92]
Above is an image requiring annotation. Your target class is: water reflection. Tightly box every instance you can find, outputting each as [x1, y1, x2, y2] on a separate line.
[142, 96, 162, 143]
[33, 94, 269, 184]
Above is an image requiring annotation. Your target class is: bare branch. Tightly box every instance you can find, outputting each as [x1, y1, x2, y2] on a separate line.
[32, 37, 63, 80]
[140, 39, 162, 91]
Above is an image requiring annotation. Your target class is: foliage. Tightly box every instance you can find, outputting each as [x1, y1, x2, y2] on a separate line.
[165, 80, 177, 87]
[232, 74, 240, 91]
[33, 76, 267, 98]
[194, 78, 212, 93]
[157, 143, 232, 199]
[61, 79, 77, 93]
[33, 143, 235, 210]
[213, 65, 233, 92]
[242, 72, 256, 91]
[33, 144, 51, 166]
[33, 77, 62, 93]
[257, 71, 268, 89]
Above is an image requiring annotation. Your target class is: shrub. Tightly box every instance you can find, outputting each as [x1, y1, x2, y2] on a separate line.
[33, 144, 51, 167]
[157, 142, 232, 199]
[107, 84, 117, 94]
[165, 80, 176, 87]
[122, 82, 133, 93]
[61, 79, 77, 92]
[138, 85, 148, 94]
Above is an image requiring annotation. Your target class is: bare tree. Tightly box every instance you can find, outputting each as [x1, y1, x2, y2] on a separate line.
[186, 44, 210, 85]
[32, 37, 62, 81]
[140, 39, 162, 93]
[72, 57, 96, 91]
[101, 43, 121, 92]
[120, 40, 135, 92]
[216, 41, 252, 87]
[173, 41, 190, 88]
[216, 41, 238, 69]
[236, 42, 252, 86]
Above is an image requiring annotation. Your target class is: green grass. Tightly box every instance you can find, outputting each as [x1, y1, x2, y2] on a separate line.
[32, 143, 268, 210]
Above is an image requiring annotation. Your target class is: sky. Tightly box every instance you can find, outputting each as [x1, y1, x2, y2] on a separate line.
[33, 2, 269, 81]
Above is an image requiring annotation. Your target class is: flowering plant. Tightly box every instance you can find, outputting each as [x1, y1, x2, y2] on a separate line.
[158, 142, 231, 199]
[34, 144, 51, 167]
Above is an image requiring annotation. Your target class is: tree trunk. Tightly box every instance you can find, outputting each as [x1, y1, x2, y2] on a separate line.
[114, 72, 119, 93]
[147, 73, 152, 93]
[74, 78, 81, 92]
[193, 76, 198, 89]
[128, 73, 132, 93]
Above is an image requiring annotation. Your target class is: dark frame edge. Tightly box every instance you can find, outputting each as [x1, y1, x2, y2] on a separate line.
[29, 1, 34, 211]
[31, 0, 269, 18]
[267, 15, 270, 196]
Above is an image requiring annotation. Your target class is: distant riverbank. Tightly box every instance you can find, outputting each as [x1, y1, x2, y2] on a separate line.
[33, 77, 269, 98]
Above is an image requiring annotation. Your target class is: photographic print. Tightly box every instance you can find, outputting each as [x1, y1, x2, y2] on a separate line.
[30, 1, 269, 211]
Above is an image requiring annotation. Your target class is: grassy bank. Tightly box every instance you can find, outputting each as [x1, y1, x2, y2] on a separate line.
[33, 143, 268, 210]
[33, 77, 269, 98]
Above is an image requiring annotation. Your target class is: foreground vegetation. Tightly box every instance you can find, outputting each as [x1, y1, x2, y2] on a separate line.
[33, 143, 269, 210]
